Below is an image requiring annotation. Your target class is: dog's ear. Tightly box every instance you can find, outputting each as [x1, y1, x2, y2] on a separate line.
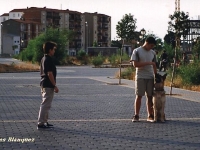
[162, 73, 167, 80]
[155, 73, 162, 83]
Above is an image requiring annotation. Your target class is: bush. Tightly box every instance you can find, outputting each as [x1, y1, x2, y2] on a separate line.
[121, 67, 135, 80]
[92, 54, 104, 67]
[108, 52, 130, 67]
[76, 50, 89, 65]
[178, 62, 200, 85]
[109, 54, 120, 67]
[17, 28, 74, 65]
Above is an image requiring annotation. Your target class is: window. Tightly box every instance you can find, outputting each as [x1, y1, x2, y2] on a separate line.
[13, 14, 15, 17]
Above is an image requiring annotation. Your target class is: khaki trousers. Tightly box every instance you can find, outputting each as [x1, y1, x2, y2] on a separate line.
[38, 88, 54, 125]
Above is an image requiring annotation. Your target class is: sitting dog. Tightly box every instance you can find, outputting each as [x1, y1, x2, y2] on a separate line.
[152, 72, 167, 122]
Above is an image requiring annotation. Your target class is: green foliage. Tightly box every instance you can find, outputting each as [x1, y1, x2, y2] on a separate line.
[193, 39, 200, 56]
[108, 51, 129, 67]
[116, 13, 137, 41]
[92, 53, 104, 67]
[178, 62, 200, 85]
[121, 67, 135, 80]
[111, 40, 122, 48]
[164, 31, 176, 48]
[163, 42, 174, 63]
[155, 38, 163, 51]
[18, 28, 75, 65]
[168, 11, 190, 39]
[93, 41, 98, 47]
[109, 54, 120, 67]
[76, 50, 89, 65]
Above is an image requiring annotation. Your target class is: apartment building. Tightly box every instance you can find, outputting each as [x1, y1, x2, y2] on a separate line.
[82, 12, 111, 52]
[1, 7, 111, 56]
[1, 19, 40, 55]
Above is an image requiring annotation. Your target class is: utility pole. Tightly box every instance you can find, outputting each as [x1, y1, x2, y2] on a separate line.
[175, 0, 180, 12]
[170, 0, 181, 95]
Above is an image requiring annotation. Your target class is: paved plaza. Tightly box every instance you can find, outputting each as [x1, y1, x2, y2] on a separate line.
[0, 65, 200, 150]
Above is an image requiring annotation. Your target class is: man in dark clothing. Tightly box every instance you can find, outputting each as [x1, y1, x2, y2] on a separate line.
[37, 41, 59, 130]
[159, 50, 168, 71]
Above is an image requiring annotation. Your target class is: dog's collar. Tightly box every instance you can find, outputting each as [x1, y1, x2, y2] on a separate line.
[154, 89, 165, 91]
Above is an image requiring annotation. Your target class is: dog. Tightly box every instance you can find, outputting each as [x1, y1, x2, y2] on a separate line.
[152, 72, 167, 122]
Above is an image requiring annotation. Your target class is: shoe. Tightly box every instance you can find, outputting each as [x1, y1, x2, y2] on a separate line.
[45, 122, 54, 127]
[147, 115, 154, 122]
[132, 115, 139, 122]
[37, 124, 52, 130]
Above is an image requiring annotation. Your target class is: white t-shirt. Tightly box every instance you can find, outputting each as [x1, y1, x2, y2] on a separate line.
[131, 46, 156, 79]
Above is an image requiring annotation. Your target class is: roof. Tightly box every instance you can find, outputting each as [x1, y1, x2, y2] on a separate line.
[1, 13, 9, 17]
[13, 19, 41, 24]
[10, 7, 82, 14]
[10, 9, 26, 12]
[2, 19, 41, 24]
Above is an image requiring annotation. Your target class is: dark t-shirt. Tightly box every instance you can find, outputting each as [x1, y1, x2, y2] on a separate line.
[160, 52, 168, 60]
[40, 55, 57, 88]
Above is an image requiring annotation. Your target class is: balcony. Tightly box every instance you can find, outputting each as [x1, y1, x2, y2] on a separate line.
[46, 13, 53, 18]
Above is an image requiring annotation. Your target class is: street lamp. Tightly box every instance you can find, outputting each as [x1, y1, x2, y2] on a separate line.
[85, 21, 88, 53]
[1, 23, 3, 55]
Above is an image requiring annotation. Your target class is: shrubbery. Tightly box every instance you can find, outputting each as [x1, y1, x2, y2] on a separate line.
[178, 62, 200, 85]
[108, 51, 130, 67]
[76, 50, 89, 65]
[120, 67, 135, 80]
[92, 54, 104, 67]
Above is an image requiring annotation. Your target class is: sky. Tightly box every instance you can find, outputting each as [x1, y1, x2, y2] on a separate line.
[1, 0, 200, 40]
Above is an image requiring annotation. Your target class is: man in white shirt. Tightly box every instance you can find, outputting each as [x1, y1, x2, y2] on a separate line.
[131, 37, 157, 122]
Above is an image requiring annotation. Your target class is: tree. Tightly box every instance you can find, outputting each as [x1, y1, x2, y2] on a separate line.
[116, 13, 137, 41]
[111, 39, 122, 48]
[168, 11, 190, 46]
[93, 41, 98, 47]
[19, 28, 75, 64]
[164, 31, 176, 48]
[168, 11, 190, 94]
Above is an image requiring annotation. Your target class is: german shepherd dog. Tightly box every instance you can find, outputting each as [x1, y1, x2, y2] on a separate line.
[152, 73, 167, 122]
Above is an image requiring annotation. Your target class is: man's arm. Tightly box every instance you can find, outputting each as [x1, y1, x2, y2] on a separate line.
[132, 61, 155, 67]
[47, 71, 59, 93]
[132, 61, 157, 74]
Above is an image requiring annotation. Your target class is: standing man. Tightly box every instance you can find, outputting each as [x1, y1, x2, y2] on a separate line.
[37, 41, 59, 129]
[131, 37, 157, 122]
[159, 50, 168, 71]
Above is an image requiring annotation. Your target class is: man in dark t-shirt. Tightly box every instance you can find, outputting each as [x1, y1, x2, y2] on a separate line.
[37, 41, 59, 130]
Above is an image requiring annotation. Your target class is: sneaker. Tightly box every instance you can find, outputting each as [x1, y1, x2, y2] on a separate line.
[37, 124, 52, 130]
[147, 115, 154, 122]
[45, 122, 54, 127]
[132, 115, 139, 122]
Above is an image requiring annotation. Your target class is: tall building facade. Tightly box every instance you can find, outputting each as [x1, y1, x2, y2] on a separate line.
[82, 12, 111, 53]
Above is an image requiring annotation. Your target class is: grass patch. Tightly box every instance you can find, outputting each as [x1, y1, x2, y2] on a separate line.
[0, 62, 39, 73]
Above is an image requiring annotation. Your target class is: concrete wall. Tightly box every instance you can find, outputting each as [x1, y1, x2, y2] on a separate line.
[88, 47, 118, 56]
[3, 34, 13, 55]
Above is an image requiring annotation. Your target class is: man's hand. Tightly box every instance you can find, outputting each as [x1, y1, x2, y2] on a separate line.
[54, 86, 59, 93]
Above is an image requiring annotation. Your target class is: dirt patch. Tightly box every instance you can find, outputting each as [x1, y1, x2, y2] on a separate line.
[0, 63, 39, 73]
